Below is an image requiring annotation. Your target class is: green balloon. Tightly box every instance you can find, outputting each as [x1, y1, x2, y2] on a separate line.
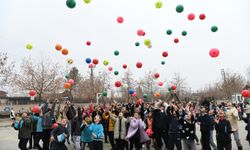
[83, 0, 91, 4]
[176, 5, 184, 13]
[65, 75, 69, 79]
[135, 42, 140, 47]
[144, 39, 151, 46]
[103, 60, 109, 66]
[26, 43, 33, 50]
[102, 91, 107, 96]
[168, 87, 172, 91]
[114, 50, 119, 56]
[211, 26, 218, 32]
[182, 31, 187, 36]
[161, 61, 165, 65]
[143, 94, 148, 99]
[155, 1, 163, 9]
[66, 0, 76, 9]
[166, 29, 172, 35]
[114, 71, 119, 75]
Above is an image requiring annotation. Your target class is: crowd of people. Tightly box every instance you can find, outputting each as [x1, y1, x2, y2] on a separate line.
[11, 98, 250, 150]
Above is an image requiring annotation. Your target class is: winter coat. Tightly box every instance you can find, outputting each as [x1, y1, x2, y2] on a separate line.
[80, 124, 93, 143]
[51, 125, 69, 144]
[91, 123, 104, 141]
[125, 117, 150, 143]
[180, 116, 196, 140]
[110, 115, 128, 139]
[226, 107, 239, 129]
[18, 117, 32, 139]
[66, 105, 76, 121]
[42, 102, 56, 129]
[152, 109, 168, 132]
[103, 112, 115, 132]
[32, 115, 43, 132]
[215, 119, 232, 143]
[72, 108, 82, 136]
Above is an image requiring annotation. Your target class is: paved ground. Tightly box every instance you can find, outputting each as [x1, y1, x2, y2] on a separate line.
[0, 119, 249, 150]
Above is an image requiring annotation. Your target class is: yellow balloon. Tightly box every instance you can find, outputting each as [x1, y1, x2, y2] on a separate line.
[103, 60, 109, 66]
[144, 39, 151, 46]
[26, 43, 33, 50]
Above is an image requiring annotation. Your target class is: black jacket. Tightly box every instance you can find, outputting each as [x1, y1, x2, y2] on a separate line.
[72, 108, 82, 136]
[215, 119, 232, 143]
[152, 109, 168, 131]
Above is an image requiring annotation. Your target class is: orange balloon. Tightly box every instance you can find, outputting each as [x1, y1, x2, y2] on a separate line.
[62, 48, 69, 55]
[64, 83, 71, 89]
[55, 44, 62, 51]
[155, 92, 161, 97]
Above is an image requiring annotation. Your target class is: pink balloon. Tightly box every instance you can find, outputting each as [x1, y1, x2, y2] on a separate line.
[137, 29, 145, 36]
[146, 128, 153, 136]
[188, 13, 195, 20]
[108, 67, 113, 71]
[68, 79, 74, 85]
[117, 16, 124, 24]
[209, 48, 220, 58]
[89, 64, 94, 68]
[158, 82, 163, 86]
[131, 92, 137, 97]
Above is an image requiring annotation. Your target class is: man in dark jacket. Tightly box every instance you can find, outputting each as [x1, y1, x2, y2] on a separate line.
[72, 107, 82, 150]
[65, 100, 76, 142]
[18, 112, 33, 150]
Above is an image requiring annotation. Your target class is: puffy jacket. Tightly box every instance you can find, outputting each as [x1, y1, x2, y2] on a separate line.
[18, 117, 32, 139]
[32, 115, 43, 132]
[103, 112, 115, 132]
[90, 123, 104, 141]
[215, 119, 232, 143]
[80, 124, 93, 142]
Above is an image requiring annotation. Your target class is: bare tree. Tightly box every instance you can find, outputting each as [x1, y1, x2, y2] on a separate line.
[13, 58, 62, 101]
[171, 72, 187, 98]
[0, 52, 15, 87]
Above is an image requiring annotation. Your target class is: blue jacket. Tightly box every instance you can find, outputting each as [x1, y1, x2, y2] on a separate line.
[91, 123, 104, 141]
[80, 124, 93, 142]
[33, 115, 43, 132]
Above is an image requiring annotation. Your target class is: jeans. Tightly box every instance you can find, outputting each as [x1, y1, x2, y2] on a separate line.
[182, 139, 196, 150]
[232, 130, 242, 148]
[217, 141, 231, 150]
[210, 130, 217, 150]
[73, 136, 81, 150]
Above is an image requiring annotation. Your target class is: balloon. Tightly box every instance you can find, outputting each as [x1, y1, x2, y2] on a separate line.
[52, 123, 59, 129]
[176, 4, 184, 13]
[166, 29, 172, 35]
[137, 99, 143, 105]
[66, 58, 74, 64]
[108, 67, 113, 71]
[168, 86, 172, 91]
[161, 61, 165, 65]
[136, 62, 143, 68]
[85, 58, 91, 64]
[131, 92, 137, 97]
[143, 94, 148, 99]
[146, 129, 153, 136]
[62, 48, 69, 55]
[209, 48, 220, 58]
[102, 91, 107, 96]
[129, 89, 134, 95]
[29, 90, 36, 97]
[66, 0, 76, 9]
[144, 39, 151, 46]
[103, 60, 109, 66]
[242, 90, 250, 98]
[117, 16, 124, 24]
[88, 63, 94, 68]
[92, 58, 99, 65]
[155, 92, 161, 97]
[154, 73, 160, 79]
[114, 71, 119, 76]
[32, 105, 40, 114]
[83, 0, 91, 4]
[171, 85, 177, 90]
[137, 29, 145, 36]
[188, 13, 195, 20]
[155, 1, 163, 9]
[211, 26, 218, 32]
[55, 44, 62, 51]
[68, 79, 74, 85]
[162, 51, 168, 57]
[182, 31, 187, 36]
[174, 38, 179, 43]
[115, 81, 122, 87]
[86, 41, 91, 46]
[123, 64, 127, 69]
[114, 50, 119, 56]
[135, 42, 140, 46]
[158, 82, 164, 86]
[199, 13, 206, 20]
[26, 43, 33, 50]
[65, 75, 69, 79]
[64, 83, 71, 89]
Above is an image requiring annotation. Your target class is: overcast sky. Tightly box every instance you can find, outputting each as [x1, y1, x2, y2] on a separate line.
[1, 0, 250, 92]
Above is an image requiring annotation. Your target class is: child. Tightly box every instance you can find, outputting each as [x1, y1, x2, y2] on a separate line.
[91, 115, 104, 150]
[80, 117, 93, 150]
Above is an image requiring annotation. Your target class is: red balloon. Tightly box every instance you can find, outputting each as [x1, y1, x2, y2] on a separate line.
[146, 128, 153, 136]
[108, 67, 113, 71]
[174, 38, 179, 43]
[241, 90, 250, 98]
[52, 123, 59, 129]
[29, 90, 36, 96]
[162, 51, 168, 57]
[137, 99, 143, 105]
[55, 44, 62, 51]
[188, 13, 195, 20]
[154, 73, 160, 79]
[115, 81, 122, 87]
[137, 29, 145, 36]
[61, 48, 69, 55]
[86, 41, 91, 46]
[199, 13, 206, 20]
[88, 63, 94, 68]
[209, 48, 220, 58]
[171, 85, 177, 90]
[117, 16, 124, 23]
[32, 105, 40, 114]
[92, 58, 99, 65]
[158, 82, 164, 86]
[123, 64, 127, 69]
[136, 62, 143, 68]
